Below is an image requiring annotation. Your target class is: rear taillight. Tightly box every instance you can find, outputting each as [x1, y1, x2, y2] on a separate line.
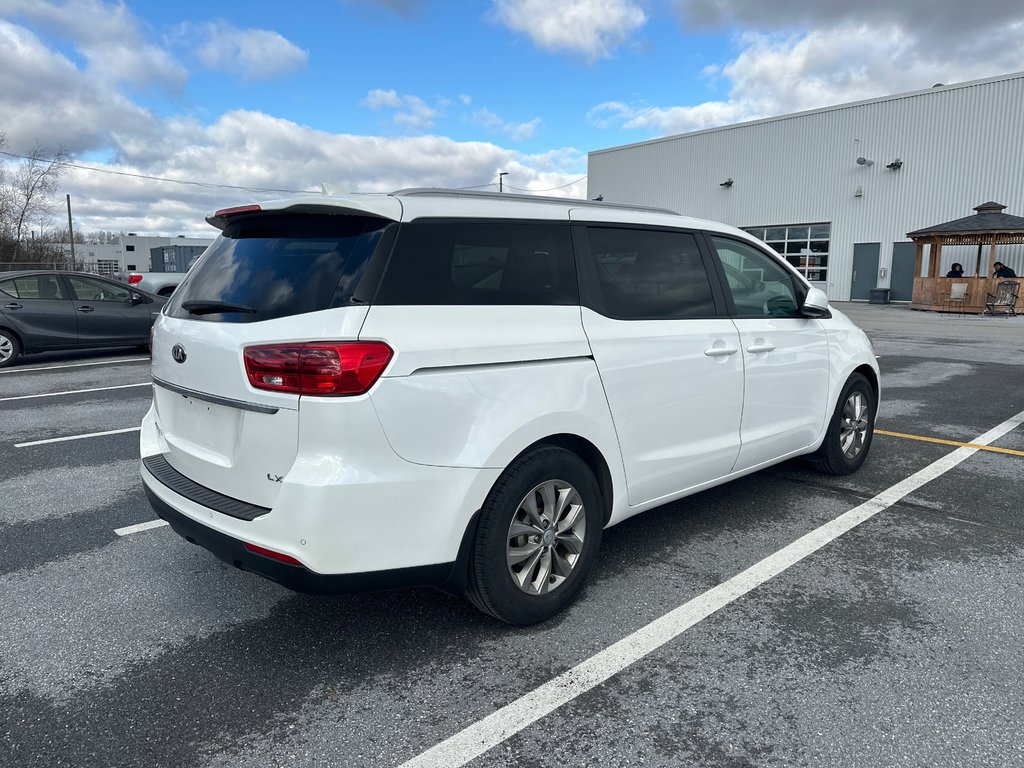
[243, 341, 393, 396]
[128, 273, 143, 285]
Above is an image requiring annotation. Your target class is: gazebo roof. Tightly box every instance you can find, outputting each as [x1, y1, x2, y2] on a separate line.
[907, 202, 1024, 238]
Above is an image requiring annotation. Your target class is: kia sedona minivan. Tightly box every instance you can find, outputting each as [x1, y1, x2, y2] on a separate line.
[140, 189, 878, 624]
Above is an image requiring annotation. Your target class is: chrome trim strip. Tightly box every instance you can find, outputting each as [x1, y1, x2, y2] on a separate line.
[152, 376, 279, 415]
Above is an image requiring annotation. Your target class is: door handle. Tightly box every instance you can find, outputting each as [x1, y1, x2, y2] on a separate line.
[4, 303, 23, 310]
[746, 343, 776, 354]
[77, 306, 95, 313]
[704, 345, 739, 357]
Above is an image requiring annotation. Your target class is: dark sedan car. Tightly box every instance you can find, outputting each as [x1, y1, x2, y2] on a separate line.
[0, 271, 167, 367]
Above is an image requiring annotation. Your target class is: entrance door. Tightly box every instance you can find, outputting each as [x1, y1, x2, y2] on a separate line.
[890, 242, 916, 301]
[851, 243, 880, 300]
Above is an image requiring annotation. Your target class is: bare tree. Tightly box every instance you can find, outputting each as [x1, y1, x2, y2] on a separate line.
[0, 137, 73, 266]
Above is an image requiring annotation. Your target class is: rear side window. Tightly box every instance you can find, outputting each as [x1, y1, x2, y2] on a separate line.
[374, 219, 577, 305]
[0, 274, 66, 300]
[584, 227, 717, 319]
[166, 214, 393, 323]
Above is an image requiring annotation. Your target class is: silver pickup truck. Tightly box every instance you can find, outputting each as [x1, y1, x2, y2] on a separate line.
[115, 254, 201, 296]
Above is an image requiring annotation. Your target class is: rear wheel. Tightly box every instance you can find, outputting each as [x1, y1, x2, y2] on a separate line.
[467, 446, 603, 625]
[0, 330, 20, 368]
[807, 373, 875, 475]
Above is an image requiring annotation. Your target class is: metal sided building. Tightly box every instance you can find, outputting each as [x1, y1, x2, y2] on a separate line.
[587, 71, 1024, 302]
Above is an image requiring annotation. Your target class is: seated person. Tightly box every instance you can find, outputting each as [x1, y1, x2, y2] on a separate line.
[993, 261, 1018, 278]
[945, 262, 965, 278]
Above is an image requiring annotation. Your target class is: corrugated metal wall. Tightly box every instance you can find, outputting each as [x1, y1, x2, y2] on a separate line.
[588, 73, 1024, 300]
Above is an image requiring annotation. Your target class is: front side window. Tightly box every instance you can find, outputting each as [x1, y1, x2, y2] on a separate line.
[710, 236, 801, 318]
[375, 220, 577, 305]
[584, 227, 716, 319]
[67, 275, 131, 302]
[0, 274, 66, 300]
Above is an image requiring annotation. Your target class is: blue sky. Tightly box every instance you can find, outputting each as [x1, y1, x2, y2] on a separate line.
[1, 0, 1021, 234]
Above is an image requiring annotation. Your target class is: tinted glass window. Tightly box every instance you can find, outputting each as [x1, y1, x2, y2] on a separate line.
[375, 220, 577, 305]
[166, 214, 392, 323]
[68, 275, 131, 302]
[710, 236, 801, 318]
[0, 275, 66, 300]
[585, 227, 716, 319]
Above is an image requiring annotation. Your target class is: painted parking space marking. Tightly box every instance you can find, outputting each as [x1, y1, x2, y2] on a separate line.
[115, 519, 169, 536]
[0, 357, 149, 374]
[0, 382, 150, 402]
[400, 410, 1024, 768]
[15, 426, 142, 448]
[876, 428, 1024, 457]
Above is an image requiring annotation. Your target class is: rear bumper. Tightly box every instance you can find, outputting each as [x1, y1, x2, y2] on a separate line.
[145, 483, 457, 594]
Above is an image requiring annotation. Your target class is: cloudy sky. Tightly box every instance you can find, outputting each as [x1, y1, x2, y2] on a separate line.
[1, 0, 1021, 236]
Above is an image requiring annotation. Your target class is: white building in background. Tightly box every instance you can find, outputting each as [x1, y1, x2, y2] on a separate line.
[587, 71, 1024, 301]
[78, 233, 213, 276]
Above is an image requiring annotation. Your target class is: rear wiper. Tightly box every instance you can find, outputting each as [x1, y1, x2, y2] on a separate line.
[181, 300, 257, 315]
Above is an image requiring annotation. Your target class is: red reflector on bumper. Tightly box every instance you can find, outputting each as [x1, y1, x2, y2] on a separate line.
[243, 542, 303, 566]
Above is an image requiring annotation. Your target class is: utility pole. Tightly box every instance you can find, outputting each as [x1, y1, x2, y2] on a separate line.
[66, 194, 76, 263]
[499, 172, 508, 193]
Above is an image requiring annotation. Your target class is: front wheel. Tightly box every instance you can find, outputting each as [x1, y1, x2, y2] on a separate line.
[466, 447, 603, 625]
[0, 330, 21, 368]
[807, 373, 876, 475]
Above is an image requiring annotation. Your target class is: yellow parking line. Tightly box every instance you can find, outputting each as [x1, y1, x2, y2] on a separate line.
[875, 429, 1024, 457]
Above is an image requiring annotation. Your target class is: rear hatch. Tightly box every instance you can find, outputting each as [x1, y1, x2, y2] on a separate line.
[151, 207, 397, 508]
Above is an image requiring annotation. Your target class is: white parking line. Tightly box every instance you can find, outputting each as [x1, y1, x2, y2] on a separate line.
[0, 357, 150, 374]
[115, 519, 169, 536]
[400, 409, 1024, 768]
[0, 382, 150, 402]
[15, 427, 142, 448]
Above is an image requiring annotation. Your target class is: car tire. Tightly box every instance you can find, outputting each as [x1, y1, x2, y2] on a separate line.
[806, 373, 876, 476]
[466, 446, 603, 625]
[0, 329, 21, 368]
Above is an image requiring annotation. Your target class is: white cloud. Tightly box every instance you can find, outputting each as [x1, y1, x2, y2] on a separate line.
[0, 20, 160, 153]
[472, 108, 542, 141]
[593, 10, 1024, 137]
[36, 109, 585, 235]
[362, 89, 439, 130]
[493, 0, 647, 60]
[192, 21, 309, 80]
[1, 0, 186, 90]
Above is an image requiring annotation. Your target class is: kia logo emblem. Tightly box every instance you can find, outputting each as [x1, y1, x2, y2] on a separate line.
[171, 344, 187, 364]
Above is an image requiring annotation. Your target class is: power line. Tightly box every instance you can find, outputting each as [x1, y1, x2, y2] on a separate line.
[0, 149, 587, 197]
[506, 175, 587, 192]
[0, 150, 309, 194]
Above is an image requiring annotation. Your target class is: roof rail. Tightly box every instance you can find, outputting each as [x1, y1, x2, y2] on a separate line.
[390, 187, 679, 216]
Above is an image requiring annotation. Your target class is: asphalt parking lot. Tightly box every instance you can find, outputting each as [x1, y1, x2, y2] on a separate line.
[1, 304, 1022, 768]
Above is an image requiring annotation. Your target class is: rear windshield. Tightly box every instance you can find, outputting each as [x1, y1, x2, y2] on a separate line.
[166, 213, 393, 323]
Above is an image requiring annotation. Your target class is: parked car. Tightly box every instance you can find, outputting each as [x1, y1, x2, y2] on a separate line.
[140, 189, 879, 624]
[116, 253, 204, 296]
[0, 271, 166, 367]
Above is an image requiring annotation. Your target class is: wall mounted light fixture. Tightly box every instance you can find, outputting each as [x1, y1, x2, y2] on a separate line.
[885, 159, 903, 170]
[854, 186, 864, 197]
[720, 178, 734, 187]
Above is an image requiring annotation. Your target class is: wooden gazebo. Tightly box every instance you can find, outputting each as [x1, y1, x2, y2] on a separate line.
[908, 201, 1024, 313]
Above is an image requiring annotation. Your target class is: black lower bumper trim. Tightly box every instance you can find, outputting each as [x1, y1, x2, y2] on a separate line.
[144, 485, 456, 594]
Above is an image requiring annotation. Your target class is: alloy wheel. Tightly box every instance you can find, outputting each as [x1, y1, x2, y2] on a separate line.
[506, 479, 587, 595]
[840, 391, 870, 459]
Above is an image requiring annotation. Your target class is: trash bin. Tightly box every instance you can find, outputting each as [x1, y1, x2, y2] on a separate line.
[868, 288, 890, 304]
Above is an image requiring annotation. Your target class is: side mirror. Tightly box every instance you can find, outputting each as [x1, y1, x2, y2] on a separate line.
[801, 286, 830, 318]
[130, 292, 146, 305]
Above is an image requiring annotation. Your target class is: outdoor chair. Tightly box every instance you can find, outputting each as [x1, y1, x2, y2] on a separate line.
[983, 280, 1020, 317]
[942, 282, 970, 316]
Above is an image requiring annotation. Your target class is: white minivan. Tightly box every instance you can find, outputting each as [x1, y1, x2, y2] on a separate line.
[141, 189, 878, 624]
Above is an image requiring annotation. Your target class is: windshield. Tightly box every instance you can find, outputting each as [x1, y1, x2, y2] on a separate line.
[165, 213, 393, 323]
